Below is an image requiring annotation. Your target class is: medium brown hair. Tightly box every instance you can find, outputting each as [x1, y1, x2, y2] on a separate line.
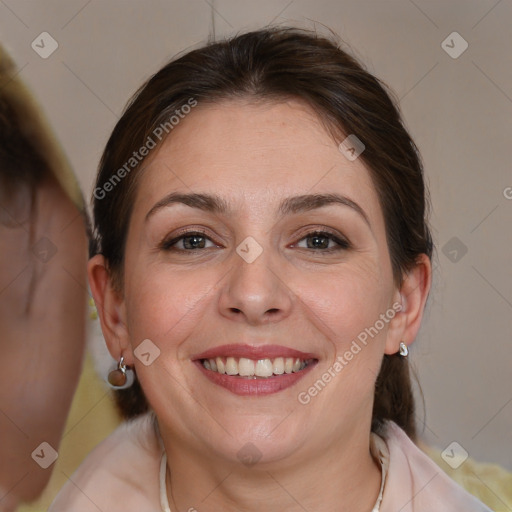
[91, 27, 433, 440]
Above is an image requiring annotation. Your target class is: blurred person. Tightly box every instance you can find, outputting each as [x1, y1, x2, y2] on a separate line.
[0, 46, 88, 511]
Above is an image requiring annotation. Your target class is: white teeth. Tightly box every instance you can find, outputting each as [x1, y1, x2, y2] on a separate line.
[238, 357, 255, 376]
[273, 357, 284, 375]
[202, 356, 311, 378]
[216, 357, 225, 374]
[225, 357, 238, 375]
[255, 359, 273, 377]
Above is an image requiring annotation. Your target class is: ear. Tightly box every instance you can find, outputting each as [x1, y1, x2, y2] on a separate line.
[384, 253, 432, 355]
[88, 254, 133, 365]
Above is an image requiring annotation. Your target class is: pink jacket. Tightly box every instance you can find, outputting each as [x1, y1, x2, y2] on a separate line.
[375, 421, 494, 511]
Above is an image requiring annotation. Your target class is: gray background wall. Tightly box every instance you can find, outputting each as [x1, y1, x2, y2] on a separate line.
[1, 0, 510, 471]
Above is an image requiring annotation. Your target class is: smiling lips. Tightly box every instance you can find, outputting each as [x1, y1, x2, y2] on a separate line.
[193, 344, 318, 396]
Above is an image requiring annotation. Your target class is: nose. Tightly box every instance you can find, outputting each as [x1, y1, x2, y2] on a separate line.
[218, 244, 293, 326]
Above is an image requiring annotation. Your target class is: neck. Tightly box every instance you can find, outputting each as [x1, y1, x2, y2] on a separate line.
[159, 423, 382, 512]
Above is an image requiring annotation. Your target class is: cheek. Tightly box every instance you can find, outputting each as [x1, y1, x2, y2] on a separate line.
[297, 264, 393, 404]
[297, 260, 391, 345]
[296, 266, 392, 406]
[124, 265, 214, 352]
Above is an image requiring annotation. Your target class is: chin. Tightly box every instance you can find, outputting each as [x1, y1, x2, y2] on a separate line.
[205, 416, 313, 468]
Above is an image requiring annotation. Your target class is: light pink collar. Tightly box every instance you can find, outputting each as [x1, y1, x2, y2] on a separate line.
[159, 421, 492, 512]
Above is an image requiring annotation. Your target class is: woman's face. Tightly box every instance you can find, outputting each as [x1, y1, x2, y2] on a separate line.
[118, 99, 405, 464]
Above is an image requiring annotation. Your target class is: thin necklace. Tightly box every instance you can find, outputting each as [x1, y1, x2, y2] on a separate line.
[159, 452, 171, 512]
[159, 446, 386, 512]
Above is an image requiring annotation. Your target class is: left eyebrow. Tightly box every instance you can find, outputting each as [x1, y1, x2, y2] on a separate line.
[278, 193, 371, 228]
[145, 192, 371, 228]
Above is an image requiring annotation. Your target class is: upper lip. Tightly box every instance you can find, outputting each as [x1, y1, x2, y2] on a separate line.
[191, 344, 317, 361]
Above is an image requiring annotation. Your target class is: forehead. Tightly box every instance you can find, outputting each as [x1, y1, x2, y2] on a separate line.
[133, 98, 382, 224]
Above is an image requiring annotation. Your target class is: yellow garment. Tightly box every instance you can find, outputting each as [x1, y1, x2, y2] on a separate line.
[418, 440, 512, 512]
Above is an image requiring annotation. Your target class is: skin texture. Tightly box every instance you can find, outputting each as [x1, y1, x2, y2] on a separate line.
[0, 175, 87, 511]
[86, 98, 431, 512]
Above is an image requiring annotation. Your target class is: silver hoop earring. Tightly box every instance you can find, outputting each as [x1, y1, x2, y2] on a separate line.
[399, 342, 409, 357]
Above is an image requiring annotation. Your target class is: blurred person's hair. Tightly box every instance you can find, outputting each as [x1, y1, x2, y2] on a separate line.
[0, 46, 86, 230]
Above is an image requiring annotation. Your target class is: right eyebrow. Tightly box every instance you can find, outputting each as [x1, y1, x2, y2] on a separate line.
[145, 192, 230, 222]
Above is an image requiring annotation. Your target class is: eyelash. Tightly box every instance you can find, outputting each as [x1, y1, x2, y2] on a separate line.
[159, 228, 351, 253]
